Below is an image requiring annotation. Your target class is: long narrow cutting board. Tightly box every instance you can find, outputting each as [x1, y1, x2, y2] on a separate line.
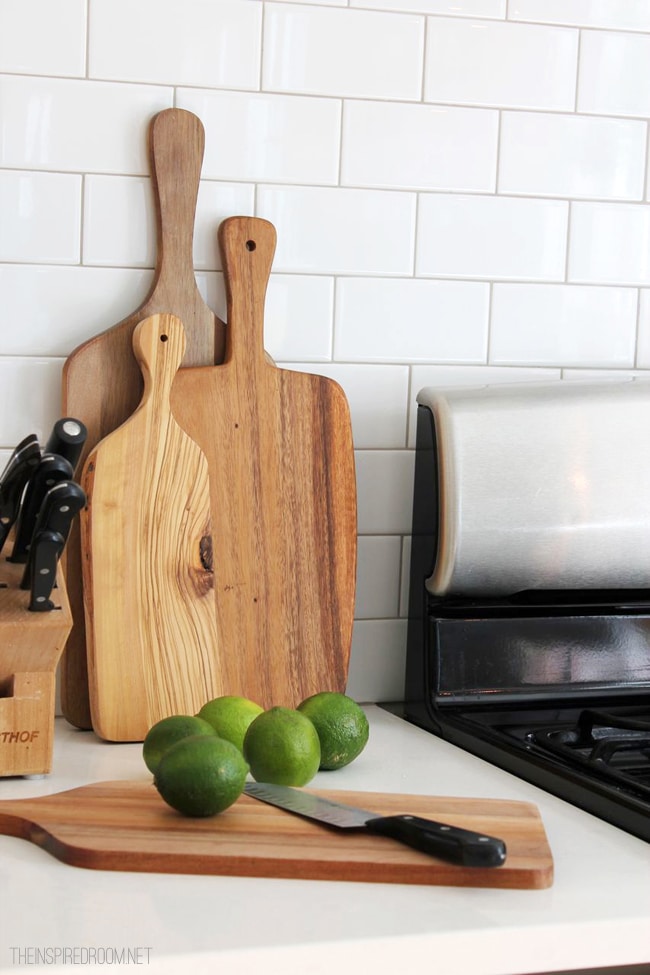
[60, 108, 227, 731]
[80, 314, 222, 742]
[0, 782, 553, 889]
[170, 217, 357, 709]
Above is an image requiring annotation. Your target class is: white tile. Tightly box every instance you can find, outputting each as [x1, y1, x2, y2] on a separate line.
[341, 101, 498, 192]
[334, 278, 489, 363]
[0, 171, 81, 264]
[578, 30, 650, 118]
[0, 265, 153, 356]
[195, 270, 226, 326]
[0, 0, 86, 76]
[636, 291, 650, 368]
[89, 0, 261, 90]
[569, 202, 650, 286]
[355, 450, 415, 534]
[282, 364, 409, 449]
[353, 0, 505, 14]
[416, 194, 568, 281]
[177, 89, 341, 186]
[345, 619, 408, 704]
[83, 176, 154, 267]
[263, 3, 424, 100]
[264, 276, 333, 362]
[490, 284, 637, 367]
[194, 183, 255, 271]
[259, 186, 416, 275]
[499, 112, 646, 201]
[0, 357, 64, 446]
[407, 364, 561, 446]
[511, 0, 650, 31]
[424, 17, 578, 110]
[355, 536, 403, 620]
[0, 76, 172, 174]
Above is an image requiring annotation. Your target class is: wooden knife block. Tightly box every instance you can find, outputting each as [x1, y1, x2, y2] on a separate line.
[0, 557, 72, 776]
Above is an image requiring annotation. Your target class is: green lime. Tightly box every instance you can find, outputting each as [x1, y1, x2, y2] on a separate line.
[196, 695, 263, 753]
[243, 706, 321, 787]
[154, 734, 249, 817]
[142, 714, 218, 775]
[297, 692, 369, 770]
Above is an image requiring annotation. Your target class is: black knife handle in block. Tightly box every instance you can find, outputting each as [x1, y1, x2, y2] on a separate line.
[19, 481, 86, 591]
[44, 418, 88, 473]
[9, 454, 74, 563]
[26, 529, 65, 612]
[365, 815, 507, 868]
[0, 439, 42, 554]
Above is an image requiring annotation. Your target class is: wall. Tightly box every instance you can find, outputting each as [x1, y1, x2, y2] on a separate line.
[1, 0, 649, 704]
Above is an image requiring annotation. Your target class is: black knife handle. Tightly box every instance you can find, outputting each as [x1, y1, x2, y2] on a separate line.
[365, 815, 507, 868]
[19, 481, 86, 590]
[9, 454, 74, 563]
[44, 418, 88, 473]
[0, 439, 42, 553]
[26, 529, 65, 612]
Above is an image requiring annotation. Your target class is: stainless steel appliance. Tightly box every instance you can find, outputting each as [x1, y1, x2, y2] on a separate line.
[404, 380, 650, 843]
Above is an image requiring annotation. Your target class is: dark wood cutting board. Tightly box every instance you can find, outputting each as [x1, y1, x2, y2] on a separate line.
[0, 782, 553, 889]
[60, 108, 226, 731]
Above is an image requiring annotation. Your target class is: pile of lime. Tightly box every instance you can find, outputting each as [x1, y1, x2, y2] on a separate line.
[144, 691, 369, 819]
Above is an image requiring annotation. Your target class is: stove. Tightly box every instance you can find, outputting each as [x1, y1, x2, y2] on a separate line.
[403, 400, 650, 843]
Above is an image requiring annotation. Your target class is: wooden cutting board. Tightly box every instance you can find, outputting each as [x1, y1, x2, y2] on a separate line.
[60, 108, 227, 731]
[170, 216, 357, 710]
[80, 314, 223, 742]
[0, 782, 553, 889]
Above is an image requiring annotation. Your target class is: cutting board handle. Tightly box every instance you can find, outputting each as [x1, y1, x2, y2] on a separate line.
[218, 217, 277, 368]
[133, 313, 186, 406]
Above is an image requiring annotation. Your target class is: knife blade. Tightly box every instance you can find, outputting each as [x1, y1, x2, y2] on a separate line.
[44, 417, 88, 474]
[26, 528, 65, 611]
[244, 783, 507, 868]
[20, 481, 86, 592]
[0, 436, 42, 554]
[9, 454, 74, 563]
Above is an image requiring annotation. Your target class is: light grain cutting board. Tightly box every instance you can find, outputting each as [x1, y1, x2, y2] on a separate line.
[0, 782, 553, 888]
[170, 217, 357, 709]
[60, 108, 226, 731]
[80, 314, 222, 742]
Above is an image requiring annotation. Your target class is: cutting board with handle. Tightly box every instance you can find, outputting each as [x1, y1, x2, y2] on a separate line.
[170, 216, 357, 709]
[60, 108, 227, 731]
[0, 782, 553, 888]
[80, 314, 223, 742]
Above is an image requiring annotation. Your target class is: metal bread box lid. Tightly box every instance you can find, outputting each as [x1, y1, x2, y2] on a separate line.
[417, 378, 650, 597]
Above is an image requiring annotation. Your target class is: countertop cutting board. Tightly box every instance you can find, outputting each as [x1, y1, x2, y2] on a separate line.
[0, 781, 553, 889]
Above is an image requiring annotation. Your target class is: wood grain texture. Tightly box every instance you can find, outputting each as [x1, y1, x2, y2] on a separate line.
[80, 314, 222, 742]
[0, 782, 553, 888]
[60, 108, 226, 730]
[170, 217, 357, 709]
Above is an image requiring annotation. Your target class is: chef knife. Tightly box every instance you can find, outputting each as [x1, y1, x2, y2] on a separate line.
[44, 417, 88, 474]
[9, 454, 74, 563]
[20, 481, 86, 592]
[244, 782, 507, 868]
[0, 436, 42, 554]
[26, 528, 66, 611]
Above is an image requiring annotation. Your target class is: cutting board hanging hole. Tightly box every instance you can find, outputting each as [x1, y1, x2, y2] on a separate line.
[246, 239, 256, 251]
[160, 333, 169, 343]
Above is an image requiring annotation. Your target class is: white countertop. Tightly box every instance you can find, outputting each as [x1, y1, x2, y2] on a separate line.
[1, 706, 649, 975]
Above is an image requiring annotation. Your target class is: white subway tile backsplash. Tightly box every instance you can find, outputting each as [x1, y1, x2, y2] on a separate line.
[176, 90, 341, 186]
[0, 171, 81, 264]
[89, 0, 261, 90]
[355, 450, 415, 534]
[355, 536, 403, 620]
[0, 76, 172, 174]
[636, 291, 650, 368]
[353, 0, 505, 15]
[417, 194, 568, 280]
[424, 17, 578, 110]
[578, 30, 650, 118]
[0, 0, 86, 76]
[0, 357, 63, 445]
[499, 112, 646, 201]
[0, 265, 152, 356]
[511, 0, 650, 32]
[490, 284, 638, 367]
[341, 101, 498, 192]
[282, 364, 409, 449]
[258, 186, 416, 275]
[334, 277, 489, 363]
[193, 183, 255, 271]
[263, 3, 424, 100]
[264, 275, 334, 362]
[569, 202, 650, 286]
[345, 619, 408, 703]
